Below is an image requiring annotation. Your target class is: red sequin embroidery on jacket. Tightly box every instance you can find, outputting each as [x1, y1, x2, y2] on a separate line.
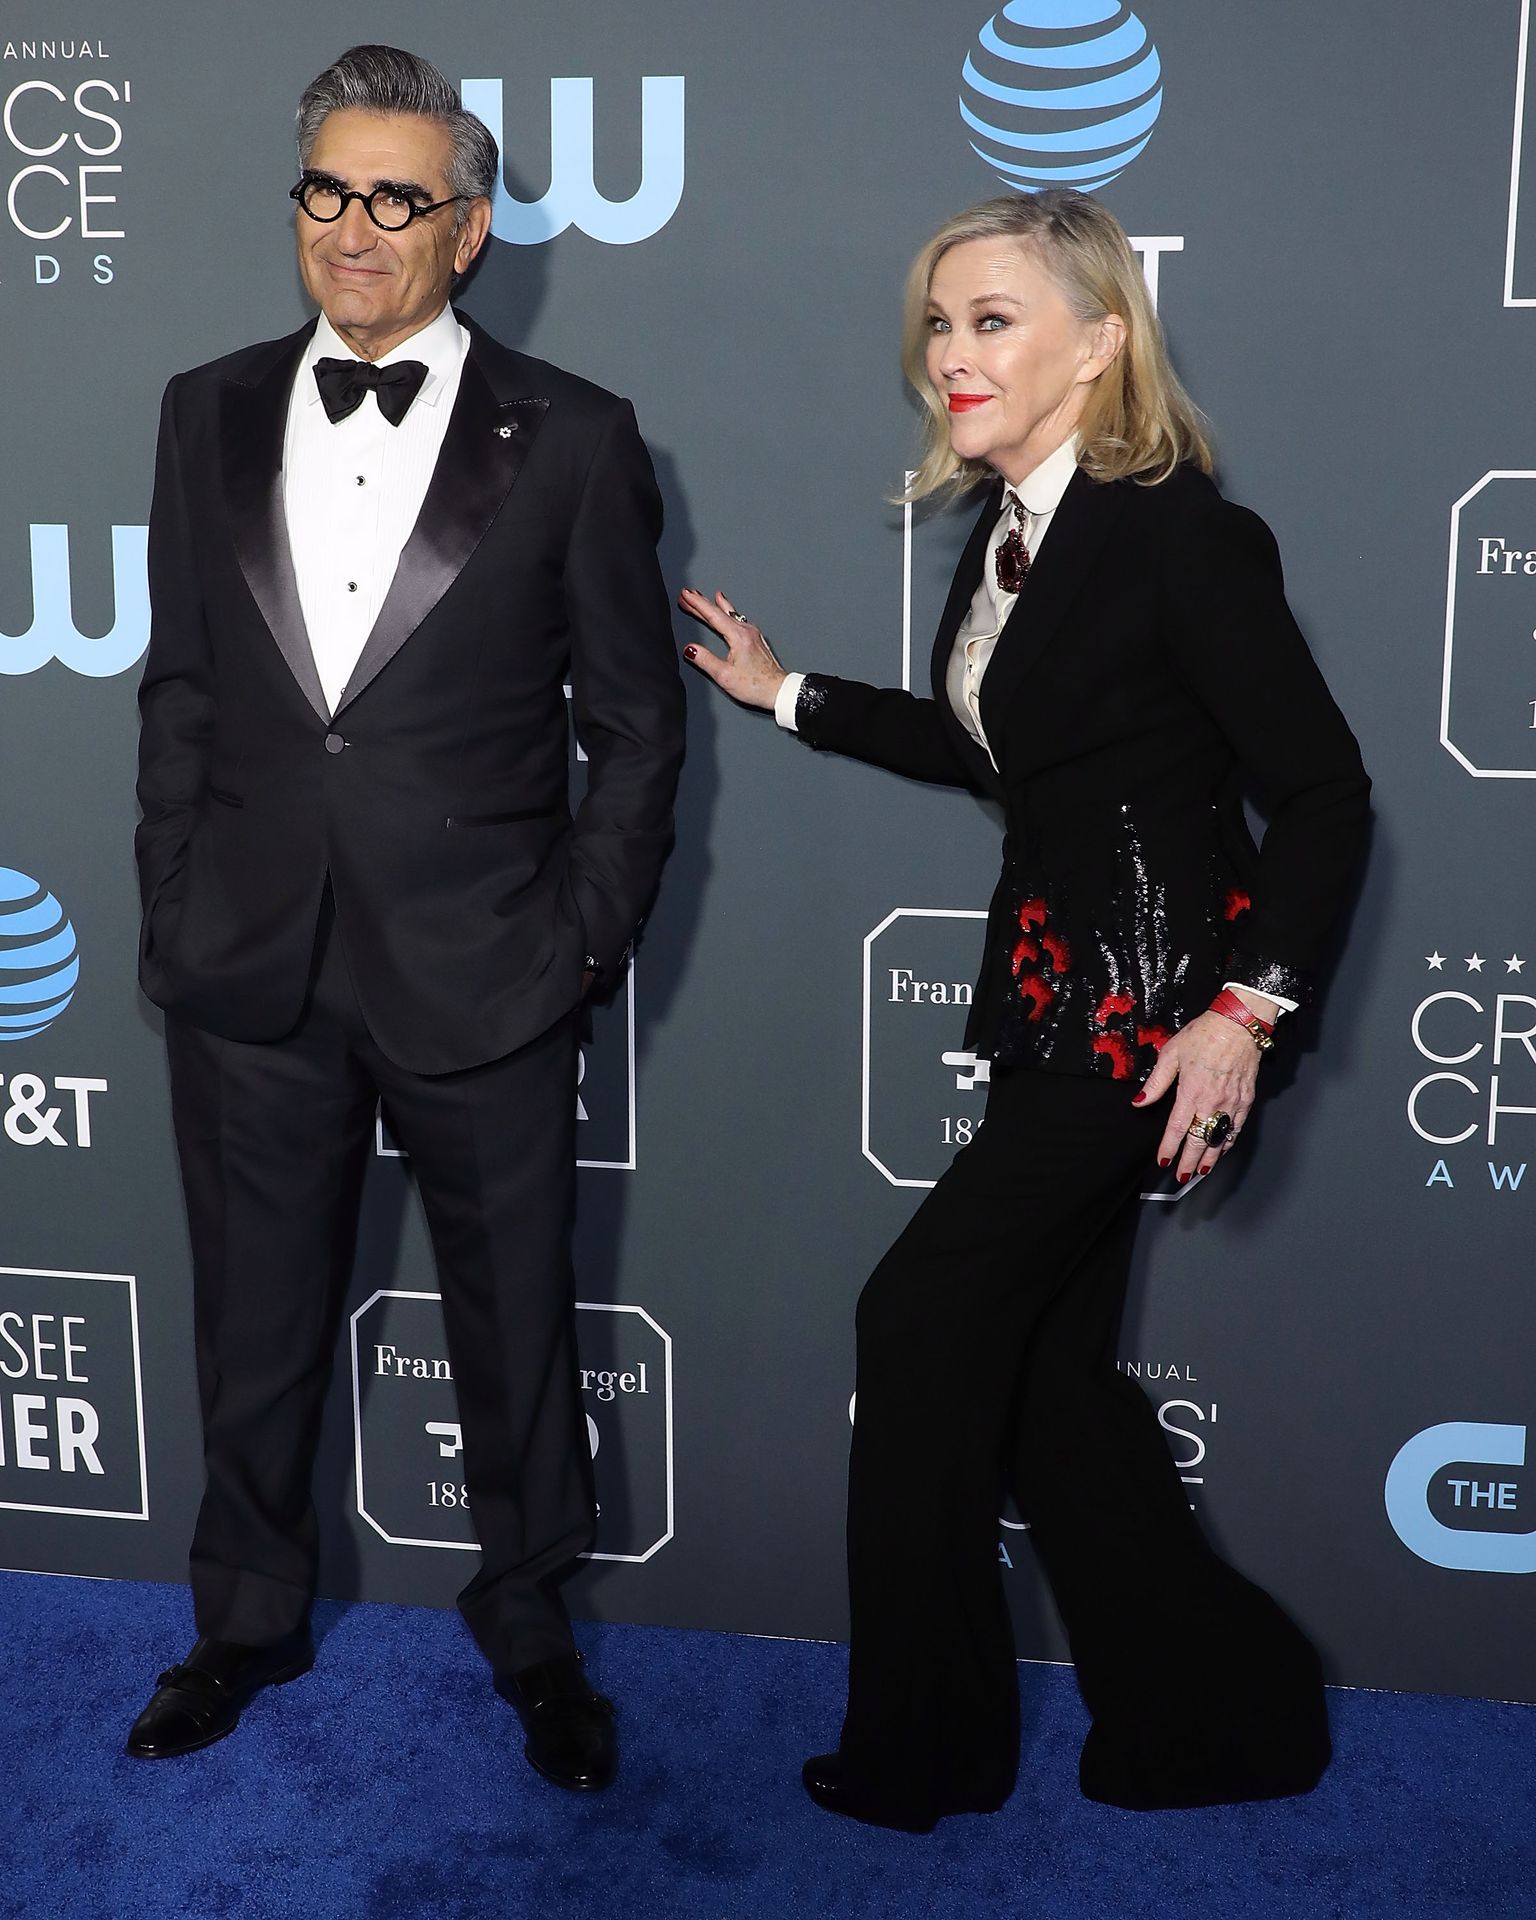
[1089, 989, 1171, 1082]
[1011, 897, 1071, 1024]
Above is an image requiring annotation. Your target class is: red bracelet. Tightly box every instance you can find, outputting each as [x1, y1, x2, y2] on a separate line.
[1210, 988, 1276, 1051]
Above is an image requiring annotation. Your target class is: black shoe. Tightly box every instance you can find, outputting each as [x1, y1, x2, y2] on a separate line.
[125, 1631, 314, 1759]
[495, 1652, 617, 1791]
[801, 1753, 939, 1834]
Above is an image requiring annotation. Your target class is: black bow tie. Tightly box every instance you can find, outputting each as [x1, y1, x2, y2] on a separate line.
[313, 356, 429, 427]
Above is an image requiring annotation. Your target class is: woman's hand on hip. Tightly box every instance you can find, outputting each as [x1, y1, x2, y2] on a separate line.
[677, 588, 787, 711]
[1134, 1009, 1263, 1183]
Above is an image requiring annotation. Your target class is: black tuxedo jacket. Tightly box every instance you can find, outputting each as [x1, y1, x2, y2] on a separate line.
[135, 313, 686, 1075]
[796, 464, 1370, 1080]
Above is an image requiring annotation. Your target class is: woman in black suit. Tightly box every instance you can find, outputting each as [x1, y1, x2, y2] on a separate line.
[680, 190, 1369, 1833]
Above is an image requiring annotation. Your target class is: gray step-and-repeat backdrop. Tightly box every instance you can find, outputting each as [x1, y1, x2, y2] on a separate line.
[3, 0, 1534, 1703]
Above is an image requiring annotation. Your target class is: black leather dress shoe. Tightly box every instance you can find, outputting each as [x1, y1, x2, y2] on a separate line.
[801, 1753, 939, 1834]
[125, 1631, 314, 1759]
[495, 1653, 617, 1791]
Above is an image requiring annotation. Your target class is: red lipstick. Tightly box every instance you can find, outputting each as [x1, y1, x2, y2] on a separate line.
[947, 393, 991, 412]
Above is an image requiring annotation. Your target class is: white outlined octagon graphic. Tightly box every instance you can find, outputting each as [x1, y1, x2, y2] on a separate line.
[862, 908, 988, 1188]
[1443, 472, 1536, 779]
[350, 1289, 674, 1562]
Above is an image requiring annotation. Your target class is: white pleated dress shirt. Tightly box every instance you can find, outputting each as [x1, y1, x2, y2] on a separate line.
[282, 304, 470, 715]
[773, 435, 1293, 1015]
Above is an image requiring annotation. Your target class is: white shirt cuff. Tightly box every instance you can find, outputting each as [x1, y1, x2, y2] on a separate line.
[1224, 980, 1298, 1018]
[774, 672, 806, 731]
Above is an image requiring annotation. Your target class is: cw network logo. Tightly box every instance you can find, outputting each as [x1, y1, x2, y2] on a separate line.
[961, 0, 1163, 196]
[1386, 1421, 1536, 1573]
[0, 522, 147, 676]
[462, 75, 684, 246]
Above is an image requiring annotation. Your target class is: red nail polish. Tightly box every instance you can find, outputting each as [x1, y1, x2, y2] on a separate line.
[1131, 1091, 1146, 1106]
[1177, 1172, 1190, 1184]
[684, 646, 697, 660]
[1157, 1157, 1170, 1169]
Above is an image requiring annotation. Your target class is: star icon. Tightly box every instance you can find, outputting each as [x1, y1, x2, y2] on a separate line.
[1466, 954, 1485, 972]
[1425, 952, 1445, 970]
[1509, 955, 1526, 974]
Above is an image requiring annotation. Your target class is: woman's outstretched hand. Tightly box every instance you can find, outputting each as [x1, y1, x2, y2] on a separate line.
[677, 588, 788, 712]
[1135, 1010, 1263, 1183]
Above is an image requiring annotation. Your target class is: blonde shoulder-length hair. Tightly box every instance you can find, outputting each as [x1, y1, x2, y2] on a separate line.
[901, 190, 1212, 503]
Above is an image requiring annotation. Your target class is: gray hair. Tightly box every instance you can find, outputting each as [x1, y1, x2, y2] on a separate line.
[296, 44, 498, 225]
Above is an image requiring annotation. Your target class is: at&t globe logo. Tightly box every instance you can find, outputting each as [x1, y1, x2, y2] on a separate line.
[961, 0, 1163, 194]
[0, 867, 78, 1041]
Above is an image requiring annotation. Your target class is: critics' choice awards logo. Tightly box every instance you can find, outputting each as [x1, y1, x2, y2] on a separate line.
[461, 75, 683, 246]
[1387, 1422, 1535, 1574]
[0, 1264, 148, 1520]
[961, 0, 1162, 195]
[1441, 475, 1536, 778]
[0, 523, 149, 678]
[350, 1290, 673, 1561]
[1128, 1361, 1219, 1498]
[3, 45, 128, 287]
[1406, 945, 1533, 1191]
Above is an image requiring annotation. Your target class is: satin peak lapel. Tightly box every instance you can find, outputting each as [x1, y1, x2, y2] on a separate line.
[334, 361, 548, 716]
[222, 333, 329, 724]
[976, 468, 1127, 749]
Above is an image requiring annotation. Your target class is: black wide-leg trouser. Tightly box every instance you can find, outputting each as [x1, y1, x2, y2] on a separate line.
[841, 1065, 1331, 1823]
[164, 892, 592, 1675]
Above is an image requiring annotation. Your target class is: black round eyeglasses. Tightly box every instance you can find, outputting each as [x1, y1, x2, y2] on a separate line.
[290, 176, 468, 232]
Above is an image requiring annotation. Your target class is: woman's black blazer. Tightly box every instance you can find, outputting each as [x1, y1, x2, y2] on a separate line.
[794, 463, 1371, 1081]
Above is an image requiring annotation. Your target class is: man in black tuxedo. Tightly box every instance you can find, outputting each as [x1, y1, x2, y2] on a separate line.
[126, 45, 685, 1789]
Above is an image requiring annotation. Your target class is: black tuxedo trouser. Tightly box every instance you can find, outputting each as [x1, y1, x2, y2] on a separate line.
[164, 890, 591, 1673]
[840, 1065, 1330, 1822]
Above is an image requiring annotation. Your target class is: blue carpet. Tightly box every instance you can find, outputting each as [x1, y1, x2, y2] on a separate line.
[2, 1570, 1532, 1920]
